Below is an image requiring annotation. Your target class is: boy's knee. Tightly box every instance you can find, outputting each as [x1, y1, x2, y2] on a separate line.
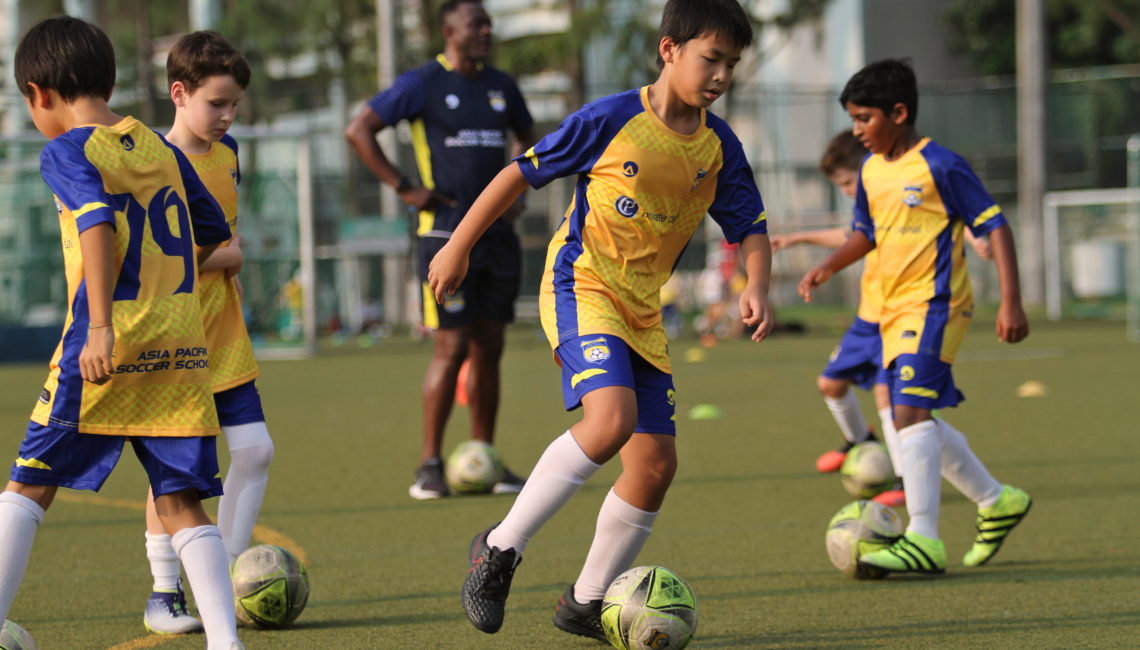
[817, 376, 848, 399]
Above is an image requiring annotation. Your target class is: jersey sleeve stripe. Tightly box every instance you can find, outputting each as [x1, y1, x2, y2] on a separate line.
[73, 202, 109, 218]
[972, 204, 1002, 228]
[751, 211, 767, 225]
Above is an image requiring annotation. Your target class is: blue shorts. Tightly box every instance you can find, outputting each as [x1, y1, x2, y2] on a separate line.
[556, 334, 676, 436]
[9, 423, 222, 499]
[215, 381, 265, 427]
[887, 354, 965, 410]
[822, 317, 888, 390]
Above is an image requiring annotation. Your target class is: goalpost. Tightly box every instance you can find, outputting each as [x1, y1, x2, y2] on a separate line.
[1043, 133, 1140, 341]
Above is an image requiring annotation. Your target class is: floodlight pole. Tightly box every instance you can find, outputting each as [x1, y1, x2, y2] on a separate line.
[377, 0, 405, 325]
[1128, 135, 1139, 342]
[1016, 0, 1047, 306]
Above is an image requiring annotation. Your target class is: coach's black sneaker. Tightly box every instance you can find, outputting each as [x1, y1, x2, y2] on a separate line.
[409, 457, 449, 500]
[462, 524, 521, 634]
[552, 583, 606, 642]
[493, 465, 527, 494]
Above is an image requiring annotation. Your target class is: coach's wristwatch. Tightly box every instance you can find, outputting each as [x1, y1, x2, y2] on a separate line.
[395, 176, 413, 193]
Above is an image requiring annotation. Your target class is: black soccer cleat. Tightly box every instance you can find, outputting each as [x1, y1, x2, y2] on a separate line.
[462, 524, 521, 634]
[493, 465, 527, 494]
[409, 457, 449, 500]
[552, 583, 606, 642]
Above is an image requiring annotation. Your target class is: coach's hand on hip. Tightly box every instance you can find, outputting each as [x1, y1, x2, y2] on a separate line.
[399, 185, 457, 212]
[428, 241, 469, 303]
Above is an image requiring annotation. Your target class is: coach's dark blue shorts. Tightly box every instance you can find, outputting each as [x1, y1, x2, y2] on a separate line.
[9, 423, 222, 499]
[214, 381, 265, 427]
[556, 334, 676, 436]
[822, 317, 888, 390]
[887, 353, 965, 410]
[419, 232, 521, 329]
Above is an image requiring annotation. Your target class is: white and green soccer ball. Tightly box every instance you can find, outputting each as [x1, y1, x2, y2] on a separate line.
[232, 545, 310, 629]
[840, 441, 896, 498]
[445, 440, 503, 494]
[0, 621, 37, 650]
[825, 500, 904, 579]
[602, 566, 698, 650]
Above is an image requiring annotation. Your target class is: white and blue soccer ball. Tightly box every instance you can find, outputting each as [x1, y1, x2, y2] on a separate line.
[0, 621, 38, 650]
[445, 440, 503, 494]
[840, 441, 896, 498]
[602, 566, 698, 650]
[232, 545, 310, 629]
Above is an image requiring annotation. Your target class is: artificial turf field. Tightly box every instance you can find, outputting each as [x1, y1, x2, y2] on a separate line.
[1, 319, 1138, 649]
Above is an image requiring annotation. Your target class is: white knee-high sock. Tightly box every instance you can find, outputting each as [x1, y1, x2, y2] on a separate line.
[217, 421, 274, 563]
[879, 407, 904, 477]
[824, 391, 869, 444]
[0, 492, 44, 623]
[898, 420, 942, 539]
[573, 489, 658, 602]
[172, 525, 239, 650]
[487, 431, 601, 554]
[145, 532, 181, 592]
[938, 419, 1002, 508]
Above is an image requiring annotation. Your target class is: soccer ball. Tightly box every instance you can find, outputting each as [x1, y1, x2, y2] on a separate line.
[232, 545, 310, 629]
[445, 440, 503, 494]
[0, 621, 37, 650]
[602, 566, 698, 650]
[825, 500, 904, 579]
[839, 441, 895, 498]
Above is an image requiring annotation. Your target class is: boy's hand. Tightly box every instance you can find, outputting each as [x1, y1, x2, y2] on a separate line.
[969, 235, 993, 261]
[996, 301, 1029, 344]
[400, 186, 457, 212]
[798, 267, 833, 303]
[769, 234, 792, 252]
[427, 241, 469, 303]
[739, 285, 774, 342]
[80, 326, 115, 385]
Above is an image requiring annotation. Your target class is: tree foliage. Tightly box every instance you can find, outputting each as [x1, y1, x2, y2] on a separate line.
[945, 0, 1140, 75]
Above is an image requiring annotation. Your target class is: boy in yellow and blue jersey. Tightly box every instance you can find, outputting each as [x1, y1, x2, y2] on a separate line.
[431, 0, 773, 638]
[137, 32, 274, 635]
[800, 59, 1032, 576]
[0, 17, 245, 649]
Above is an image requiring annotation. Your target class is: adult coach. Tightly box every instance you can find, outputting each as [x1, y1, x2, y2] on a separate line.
[346, 0, 537, 499]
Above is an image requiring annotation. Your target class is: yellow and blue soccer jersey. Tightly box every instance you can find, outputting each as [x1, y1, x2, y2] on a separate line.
[852, 137, 1006, 367]
[30, 117, 230, 437]
[519, 87, 767, 373]
[857, 248, 882, 323]
[185, 134, 259, 393]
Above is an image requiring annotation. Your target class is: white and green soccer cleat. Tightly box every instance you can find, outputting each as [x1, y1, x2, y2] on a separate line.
[963, 484, 1032, 567]
[858, 531, 946, 575]
[143, 578, 203, 634]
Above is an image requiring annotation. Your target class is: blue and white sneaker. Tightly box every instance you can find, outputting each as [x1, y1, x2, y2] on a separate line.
[143, 577, 203, 634]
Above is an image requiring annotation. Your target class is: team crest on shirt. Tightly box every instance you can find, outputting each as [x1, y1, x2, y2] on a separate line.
[899, 365, 915, 381]
[488, 90, 506, 112]
[230, 168, 238, 189]
[580, 337, 611, 364]
[615, 195, 639, 218]
[443, 291, 465, 314]
[903, 185, 924, 207]
[691, 168, 708, 192]
[120, 134, 135, 151]
[445, 94, 460, 109]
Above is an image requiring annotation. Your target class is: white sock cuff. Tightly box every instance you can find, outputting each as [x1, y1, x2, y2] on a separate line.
[823, 391, 859, 410]
[897, 419, 939, 441]
[145, 532, 176, 552]
[0, 492, 45, 525]
[604, 489, 658, 532]
[171, 525, 222, 557]
[223, 421, 273, 452]
[878, 407, 894, 427]
[558, 432, 602, 479]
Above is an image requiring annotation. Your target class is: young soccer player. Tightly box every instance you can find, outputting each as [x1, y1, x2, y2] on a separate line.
[773, 131, 993, 506]
[139, 31, 273, 635]
[2, 17, 245, 649]
[799, 59, 1032, 575]
[430, 0, 771, 637]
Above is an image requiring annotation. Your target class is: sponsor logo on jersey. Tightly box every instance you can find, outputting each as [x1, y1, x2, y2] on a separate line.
[901, 330, 917, 339]
[622, 161, 638, 177]
[642, 211, 679, 224]
[899, 365, 915, 381]
[903, 184, 923, 207]
[691, 168, 708, 192]
[580, 337, 611, 364]
[445, 94, 460, 109]
[444, 129, 505, 148]
[38, 389, 50, 405]
[443, 291, 466, 314]
[488, 90, 506, 112]
[120, 134, 135, 151]
[615, 195, 639, 218]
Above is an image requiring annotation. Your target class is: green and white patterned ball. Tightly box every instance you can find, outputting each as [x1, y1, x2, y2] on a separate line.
[0, 620, 38, 650]
[840, 441, 896, 498]
[232, 545, 310, 629]
[445, 440, 503, 494]
[601, 566, 698, 650]
[825, 500, 904, 579]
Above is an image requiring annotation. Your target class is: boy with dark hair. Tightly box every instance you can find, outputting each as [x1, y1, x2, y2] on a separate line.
[139, 31, 270, 635]
[799, 59, 1032, 576]
[431, 0, 771, 638]
[2, 16, 244, 649]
